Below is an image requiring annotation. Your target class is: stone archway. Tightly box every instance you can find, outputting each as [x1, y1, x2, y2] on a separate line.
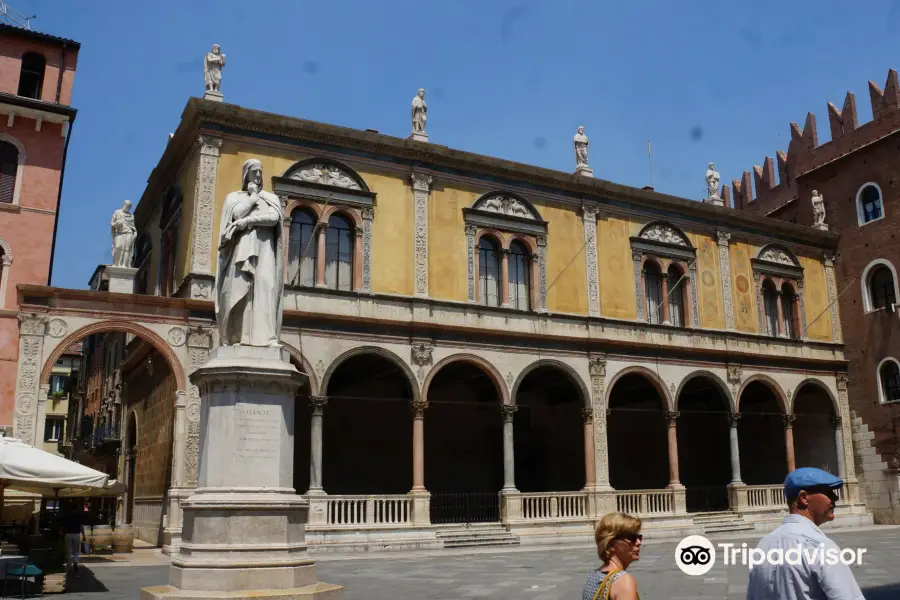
[737, 377, 789, 484]
[792, 379, 840, 475]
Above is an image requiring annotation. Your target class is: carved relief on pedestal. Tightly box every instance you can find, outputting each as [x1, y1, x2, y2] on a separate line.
[411, 174, 432, 298]
[582, 205, 600, 317]
[190, 135, 223, 274]
[13, 314, 47, 445]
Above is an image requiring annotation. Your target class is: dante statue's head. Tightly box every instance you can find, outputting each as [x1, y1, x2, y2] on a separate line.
[242, 159, 263, 191]
[212, 44, 221, 54]
[417, 88, 425, 98]
[812, 189, 819, 197]
[122, 200, 132, 212]
[577, 125, 585, 134]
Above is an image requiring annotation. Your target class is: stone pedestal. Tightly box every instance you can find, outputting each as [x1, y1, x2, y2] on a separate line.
[813, 223, 829, 231]
[204, 90, 224, 103]
[408, 131, 428, 142]
[409, 490, 431, 525]
[105, 265, 137, 294]
[574, 165, 594, 178]
[177, 272, 216, 300]
[142, 346, 342, 600]
[727, 482, 748, 511]
[704, 196, 724, 207]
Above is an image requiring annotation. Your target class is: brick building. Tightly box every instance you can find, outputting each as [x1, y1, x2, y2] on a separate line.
[731, 69, 900, 522]
[0, 23, 78, 434]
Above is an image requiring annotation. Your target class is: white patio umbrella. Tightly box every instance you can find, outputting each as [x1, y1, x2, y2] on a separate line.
[0, 437, 112, 523]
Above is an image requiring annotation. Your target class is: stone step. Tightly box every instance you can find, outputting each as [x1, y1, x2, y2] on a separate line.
[702, 523, 756, 534]
[435, 526, 520, 549]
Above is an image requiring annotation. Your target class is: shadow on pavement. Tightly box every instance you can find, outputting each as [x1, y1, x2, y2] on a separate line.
[863, 583, 900, 600]
[65, 567, 109, 594]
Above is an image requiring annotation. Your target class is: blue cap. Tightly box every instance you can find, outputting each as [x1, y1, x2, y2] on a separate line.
[784, 467, 843, 500]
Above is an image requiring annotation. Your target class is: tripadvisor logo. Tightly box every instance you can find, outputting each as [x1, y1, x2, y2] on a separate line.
[675, 535, 868, 576]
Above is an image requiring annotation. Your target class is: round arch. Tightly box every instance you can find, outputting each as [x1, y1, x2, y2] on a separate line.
[0, 234, 12, 262]
[124, 409, 139, 449]
[856, 182, 885, 226]
[282, 157, 370, 192]
[876, 358, 900, 405]
[790, 378, 840, 415]
[321, 206, 362, 229]
[675, 370, 735, 412]
[511, 359, 590, 407]
[321, 346, 420, 404]
[860, 258, 899, 313]
[471, 190, 544, 222]
[423, 353, 509, 405]
[604, 365, 674, 411]
[736, 374, 789, 414]
[280, 341, 318, 396]
[637, 221, 693, 248]
[40, 320, 187, 391]
[756, 244, 801, 267]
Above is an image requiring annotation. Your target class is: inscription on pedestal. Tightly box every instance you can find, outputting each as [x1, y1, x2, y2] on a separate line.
[235, 405, 280, 462]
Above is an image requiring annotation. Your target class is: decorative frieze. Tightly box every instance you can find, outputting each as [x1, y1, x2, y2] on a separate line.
[13, 314, 47, 445]
[588, 355, 609, 488]
[632, 249, 644, 321]
[824, 255, 842, 343]
[411, 173, 432, 298]
[362, 207, 374, 293]
[537, 235, 548, 312]
[688, 265, 700, 328]
[465, 224, 477, 303]
[189, 135, 223, 275]
[183, 328, 212, 487]
[582, 205, 600, 317]
[717, 231, 734, 331]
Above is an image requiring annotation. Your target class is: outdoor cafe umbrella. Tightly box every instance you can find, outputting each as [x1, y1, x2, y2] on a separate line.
[0, 437, 111, 523]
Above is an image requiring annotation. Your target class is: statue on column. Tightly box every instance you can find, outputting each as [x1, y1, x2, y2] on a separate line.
[706, 162, 721, 200]
[411, 88, 427, 137]
[215, 159, 286, 346]
[811, 190, 827, 230]
[204, 44, 226, 93]
[574, 126, 589, 168]
[110, 200, 137, 267]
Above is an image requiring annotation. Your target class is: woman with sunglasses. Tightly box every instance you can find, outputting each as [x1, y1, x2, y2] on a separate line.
[583, 512, 643, 600]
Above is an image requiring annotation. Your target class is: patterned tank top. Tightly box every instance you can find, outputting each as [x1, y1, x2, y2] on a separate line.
[582, 569, 639, 600]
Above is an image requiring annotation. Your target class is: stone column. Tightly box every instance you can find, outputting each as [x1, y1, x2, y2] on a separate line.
[665, 411, 681, 487]
[500, 249, 511, 308]
[832, 416, 847, 480]
[182, 135, 222, 299]
[728, 413, 743, 484]
[836, 375, 859, 503]
[717, 231, 735, 331]
[583, 408, 596, 489]
[361, 208, 374, 293]
[660, 274, 671, 325]
[308, 396, 327, 494]
[145, 345, 343, 600]
[411, 173, 432, 299]
[589, 357, 612, 494]
[465, 224, 477, 303]
[784, 414, 796, 472]
[315, 224, 327, 287]
[409, 399, 431, 525]
[582, 205, 601, 317]
[536, 235, 548, 312]
[501, 404, 518, 491]
[775, 290, 786, 338]
[12, 314, 47, 445]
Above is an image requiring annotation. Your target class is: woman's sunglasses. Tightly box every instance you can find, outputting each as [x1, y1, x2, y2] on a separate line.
[615, 533, 643, 544]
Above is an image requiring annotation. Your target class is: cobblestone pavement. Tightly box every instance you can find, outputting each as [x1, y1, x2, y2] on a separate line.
[59, 527, 900, 600]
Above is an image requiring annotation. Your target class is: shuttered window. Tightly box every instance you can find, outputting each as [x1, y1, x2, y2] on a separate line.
[0, 142, 18, 204]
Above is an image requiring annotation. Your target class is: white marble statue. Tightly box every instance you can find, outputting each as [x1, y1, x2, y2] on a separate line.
[215, 159, 286, 347]
[574, 126, 589, 167]
[812, 189, 827, 228]
[411, 89, 427, 134]
[110, 200, 137, 267]
[204, 44, 226, 93]
[706, 162, 720, 199]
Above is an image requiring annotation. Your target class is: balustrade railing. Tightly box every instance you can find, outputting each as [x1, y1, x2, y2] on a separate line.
[615, 489, 674, 515]
[746, 485, 784, 508]
[323, 495, 411, 527]
[520, 492, 588, 520]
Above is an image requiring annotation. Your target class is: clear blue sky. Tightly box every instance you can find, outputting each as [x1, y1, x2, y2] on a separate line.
[24, 0, 900, 289]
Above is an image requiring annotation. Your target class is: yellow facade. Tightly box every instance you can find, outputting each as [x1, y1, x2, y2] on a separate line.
[174, 150, 199, 290]
[691, 233, 726, 330]
[541, 202, 588, 315]
[730, 242, 760, 334]
[598, 216, 637, 320]
[173, 139, 840, 343]
[798, 256, 833, 342]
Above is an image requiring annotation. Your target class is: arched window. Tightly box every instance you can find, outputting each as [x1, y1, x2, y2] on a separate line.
[868, 265, 897, 311]
[478, 236, 501, 307]
[324, 213, 353, 291]
[289, 209, 318, 287]
[667, 264, 685, 327]
[0, 141, 18, 205]
[762, 279, 779, 337]
[18, 52, 45, 100]
[781, 282, 797, 339]
[879, 359, 900, 403]
[857, 184, 884, 225]
[644, 261, 663, 324]
[508, 241, 531, 310]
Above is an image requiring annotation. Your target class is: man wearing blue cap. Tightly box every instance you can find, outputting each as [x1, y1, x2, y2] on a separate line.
[746, 467, 864, 599]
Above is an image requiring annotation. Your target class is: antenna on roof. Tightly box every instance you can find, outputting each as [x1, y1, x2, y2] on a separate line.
[0, 2, 36, 30]
[647, 140, 654, 189]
